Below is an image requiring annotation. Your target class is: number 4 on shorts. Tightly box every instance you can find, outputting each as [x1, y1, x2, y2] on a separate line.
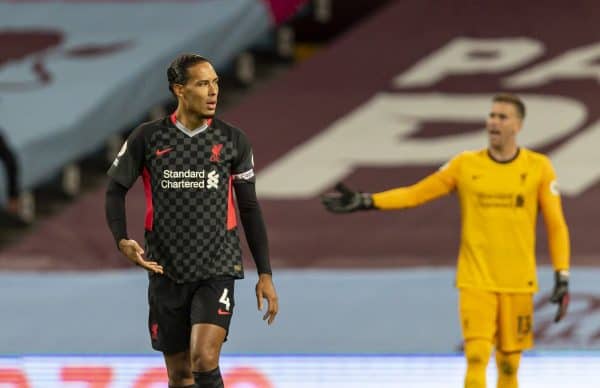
[219, 288, 231, 311]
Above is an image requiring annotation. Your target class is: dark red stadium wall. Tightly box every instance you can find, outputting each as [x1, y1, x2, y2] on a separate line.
[0, 0, 598, 270]
[223, 0, 600, 266]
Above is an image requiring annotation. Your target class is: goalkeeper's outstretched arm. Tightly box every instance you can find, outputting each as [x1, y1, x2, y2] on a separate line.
[322, 170, 456, 213]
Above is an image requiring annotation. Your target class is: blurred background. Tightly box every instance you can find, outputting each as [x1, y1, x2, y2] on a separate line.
[0, 0, 599, 386]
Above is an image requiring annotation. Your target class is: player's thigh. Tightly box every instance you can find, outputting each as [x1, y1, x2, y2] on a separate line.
[190, 279, 235, 337]
[497, 292, 534, 352]
[459, 288, 498, 341]
[148, 274, 193, 354]
[190, 323, 227, 368]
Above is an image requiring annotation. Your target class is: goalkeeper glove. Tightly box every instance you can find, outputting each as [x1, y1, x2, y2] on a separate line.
[321, 183, 374, 213]
[550, 270, 570, 323]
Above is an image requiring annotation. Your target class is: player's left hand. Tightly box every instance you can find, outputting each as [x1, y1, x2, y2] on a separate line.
[321, 183, 374, 213]
[256, 273, 278, 325]
[550, 270, 570, 323]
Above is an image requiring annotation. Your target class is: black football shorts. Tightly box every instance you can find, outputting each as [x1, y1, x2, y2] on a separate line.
[147, 274, 235, 354]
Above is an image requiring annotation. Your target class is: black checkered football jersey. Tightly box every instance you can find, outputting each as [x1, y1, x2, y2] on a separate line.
[107, 114, 256, 283]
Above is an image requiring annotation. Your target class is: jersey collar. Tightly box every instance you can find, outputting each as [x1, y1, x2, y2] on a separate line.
[169, 113, 212, 137]
[487, 147, 520, 164]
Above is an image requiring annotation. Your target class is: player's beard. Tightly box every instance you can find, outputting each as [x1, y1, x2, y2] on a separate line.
[189, 107, 215, 120]
[182, 98, 216, 120]
[198, 103, 216, 119]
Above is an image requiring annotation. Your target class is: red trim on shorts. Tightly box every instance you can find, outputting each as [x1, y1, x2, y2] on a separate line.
[227, 175, 237, 230]
[170, 112, 212, 126]
[142, 167, 154, 231]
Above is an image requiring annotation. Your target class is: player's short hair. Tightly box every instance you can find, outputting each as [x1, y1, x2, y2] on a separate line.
[167, 53, 211, 95]
[493, 93, 526, 119]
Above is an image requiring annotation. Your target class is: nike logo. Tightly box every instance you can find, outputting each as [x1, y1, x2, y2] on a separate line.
[155, 147, 173, 157]
[217, 308, 232, 316]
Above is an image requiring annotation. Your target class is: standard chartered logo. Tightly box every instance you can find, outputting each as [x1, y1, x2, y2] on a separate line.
[161, 169, 219, 190]
[207, 171, 219, 189]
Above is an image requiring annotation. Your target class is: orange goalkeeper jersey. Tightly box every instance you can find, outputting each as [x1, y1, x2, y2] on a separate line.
[372, 148, 570, 293]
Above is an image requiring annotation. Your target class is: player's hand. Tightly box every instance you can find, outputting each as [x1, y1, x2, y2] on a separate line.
[550, 270, 570, 323]
[321, 183, 374, 213]
[256, 273, 278, 325]
[118, 239, 163, 274]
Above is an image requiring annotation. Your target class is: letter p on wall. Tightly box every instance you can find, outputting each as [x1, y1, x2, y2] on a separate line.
[394, 37, 544, 88]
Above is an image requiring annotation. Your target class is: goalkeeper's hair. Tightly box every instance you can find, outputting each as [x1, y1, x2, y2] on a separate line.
[493, 93, 526, 119]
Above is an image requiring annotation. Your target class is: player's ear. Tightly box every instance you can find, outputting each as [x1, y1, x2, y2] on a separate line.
[172, 83, 184, 98]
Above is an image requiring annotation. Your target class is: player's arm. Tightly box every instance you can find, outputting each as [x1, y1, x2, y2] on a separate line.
[0, 132, 20, 213]
[539, 158, 570, 322]
[372, 169, 456, 210]
[233, 181, 271, 276]
[105, 127, 163, 274]
[105, 179, 128, 246]
[232, 130, 278, 325]
[322, 156, 460, 213]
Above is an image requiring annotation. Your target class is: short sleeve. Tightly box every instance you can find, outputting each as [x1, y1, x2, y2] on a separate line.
[107, 126, 145, 188]
[231, 130, 255, 183]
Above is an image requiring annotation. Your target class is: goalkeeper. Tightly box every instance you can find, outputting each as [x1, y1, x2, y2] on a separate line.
[322, 94, 570, 388]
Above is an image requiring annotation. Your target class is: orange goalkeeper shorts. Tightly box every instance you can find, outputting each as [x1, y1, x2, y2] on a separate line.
[459, 287, 534, 352]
